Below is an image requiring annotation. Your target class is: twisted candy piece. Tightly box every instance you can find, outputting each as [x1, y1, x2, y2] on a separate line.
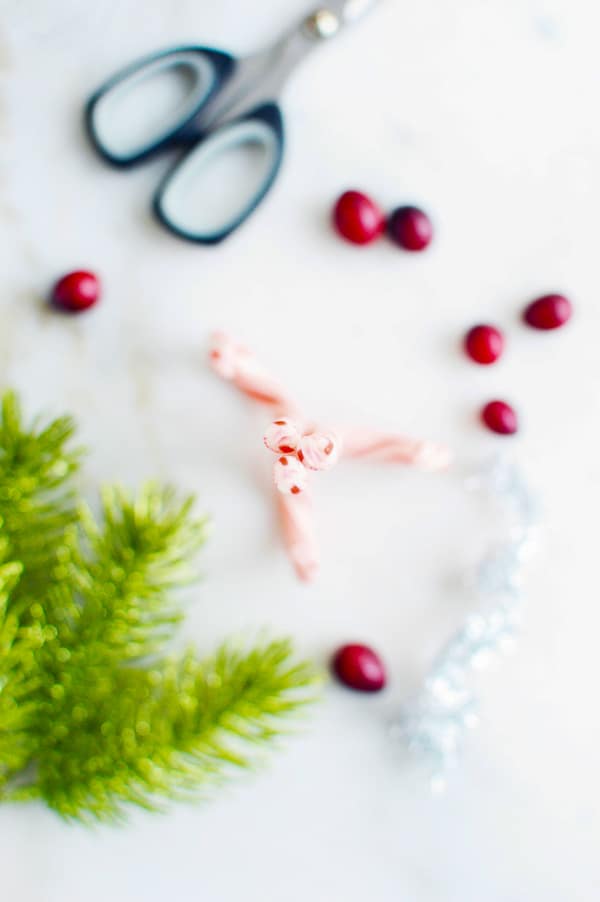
[299, 430, 340, 471]
[265, 420, 341, 495]
[342, 428, 451, 471]
[210, 332, 293, 408]
[276, 491, 319, 583]
[210, 333, 450, 582]
[264, 418, 301, 455]
[273, 454, 308, 496]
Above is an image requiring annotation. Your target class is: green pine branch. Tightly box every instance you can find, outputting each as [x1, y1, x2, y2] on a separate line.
[0, 392, 80, 611]
[31, 639, 317, 822]
[73, 485, 210, 663]
[0, 393, 320, 822]
[0, 555, 41, 789]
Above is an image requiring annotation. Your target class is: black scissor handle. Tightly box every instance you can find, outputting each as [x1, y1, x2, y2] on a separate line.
[153, 103, 285, 245]
[85, 45, 235, 168]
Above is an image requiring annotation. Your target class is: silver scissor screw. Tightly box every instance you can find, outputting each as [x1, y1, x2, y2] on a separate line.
[304, 9, 341, 39]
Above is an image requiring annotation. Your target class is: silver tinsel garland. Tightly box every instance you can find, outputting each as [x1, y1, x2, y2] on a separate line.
[391, 456, 540, 791]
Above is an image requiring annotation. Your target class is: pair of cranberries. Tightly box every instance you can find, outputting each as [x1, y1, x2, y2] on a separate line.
[464, 294, 573, 435]
[333, 190, 433, 251]
[465, 296, 572, 364]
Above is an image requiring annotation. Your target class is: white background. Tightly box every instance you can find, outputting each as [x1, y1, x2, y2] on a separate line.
[1, 1, 599, 899]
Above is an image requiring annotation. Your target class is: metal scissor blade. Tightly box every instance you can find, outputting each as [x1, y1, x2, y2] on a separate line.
[323, 0, 383, 26]
[191, 0, 383, 132]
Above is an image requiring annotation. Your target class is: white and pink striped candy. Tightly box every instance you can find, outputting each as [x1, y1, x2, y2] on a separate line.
[210, 333, 451, 582]
[209, 332, 295, 409]
[277, 492, 319, 582]
[341, 429, 450, 471]
[273, 455, 309, 496]
[298, 430, 340, 471]
[264, 418, 301, 455]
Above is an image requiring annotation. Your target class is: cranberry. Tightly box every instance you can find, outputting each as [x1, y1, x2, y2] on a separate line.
[51, 270, 101, 313]
[388, 205, 433, 252]
[464, 324, 505, 365]
[332, 644, 387, 693]
[481, 400, 519, 436]
[523, 294, 572, 330]
[333, 191, 385, 245]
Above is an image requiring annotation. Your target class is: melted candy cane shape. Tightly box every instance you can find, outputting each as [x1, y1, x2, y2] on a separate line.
[341, 429, 450, 471]
[209, 332, 296, 411]
[210, 333, 451, 582]
[277, 491, 319, 583]
[265, 422, 341, 493]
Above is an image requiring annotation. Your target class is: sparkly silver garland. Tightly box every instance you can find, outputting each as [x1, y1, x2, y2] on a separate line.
[391, 456, 540, 791]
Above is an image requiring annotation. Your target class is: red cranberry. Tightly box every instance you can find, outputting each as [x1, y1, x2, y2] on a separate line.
[388, 205, 433, 252]
[51, 270, 101, 313]
[332, 644, 387, 693]
[333, 191, 385, 245]
[481, 400, 519, 436]
[464, 324, 505, 365]
[523, 294, 572, 330]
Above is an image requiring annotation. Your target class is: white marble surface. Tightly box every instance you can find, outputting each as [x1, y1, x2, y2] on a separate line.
[1, 1, 599, 899]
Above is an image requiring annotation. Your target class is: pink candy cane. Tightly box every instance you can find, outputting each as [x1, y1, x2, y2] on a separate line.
[277, 491, 319, 583]
[210, 333, 451, 582]
[341, 428, 450, 470]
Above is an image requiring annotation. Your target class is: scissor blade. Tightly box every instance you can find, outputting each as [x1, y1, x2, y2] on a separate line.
[324, 0, 382, 26]
[195, 0, 383, 131]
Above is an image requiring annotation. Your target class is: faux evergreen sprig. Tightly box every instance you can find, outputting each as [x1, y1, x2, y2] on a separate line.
[0, 554, 39, 788]
[0, 393, 318, 822]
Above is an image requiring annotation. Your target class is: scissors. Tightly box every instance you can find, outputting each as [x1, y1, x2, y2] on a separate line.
[85, 0, 381, 245]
